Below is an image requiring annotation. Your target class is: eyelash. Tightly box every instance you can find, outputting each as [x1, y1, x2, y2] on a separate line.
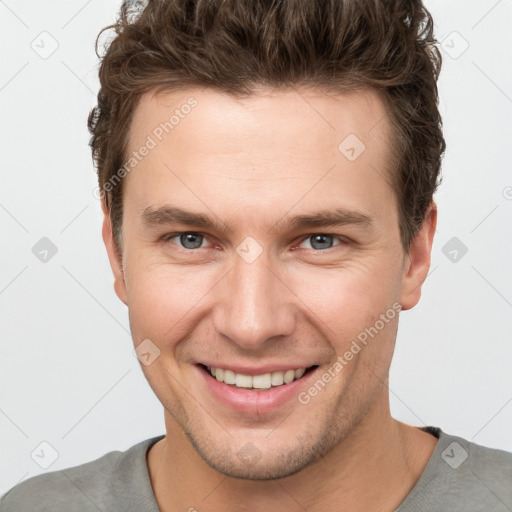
[161, 232, 349, 253]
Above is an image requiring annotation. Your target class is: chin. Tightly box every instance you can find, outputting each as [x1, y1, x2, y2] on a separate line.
[182, 419, 344, 481]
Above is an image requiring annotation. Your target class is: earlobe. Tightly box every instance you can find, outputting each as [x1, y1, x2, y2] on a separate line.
[399, 204, 437, 311]
[101, 198, 128, 305]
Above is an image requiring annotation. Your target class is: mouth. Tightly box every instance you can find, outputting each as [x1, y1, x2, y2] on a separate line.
[199, 363, 319, 391]
[197, 362, 320, 414]
[195, 361, 323, 417]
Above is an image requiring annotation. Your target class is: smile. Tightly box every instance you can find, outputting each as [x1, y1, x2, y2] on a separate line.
[205, 365, 317, 390]
[197, 362, 320, 413]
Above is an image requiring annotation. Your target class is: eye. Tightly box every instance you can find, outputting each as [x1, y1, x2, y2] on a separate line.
[164, 232, 208, 250]
[161, 232, 348, 253]
[297, 234, 345, 251]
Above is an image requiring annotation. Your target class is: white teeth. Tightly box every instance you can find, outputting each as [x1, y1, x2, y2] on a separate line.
[271, 371, 284, 386]
[235, 373, 252, 388]
[294, 368, 305, 379]
[283, 369, 295, 384]
[252, 373, 272, 389]
[206, 366, 309, 389]
[223, 369, 236, 385]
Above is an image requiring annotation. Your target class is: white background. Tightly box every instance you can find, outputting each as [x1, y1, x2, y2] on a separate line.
[1, 0, 511, 497]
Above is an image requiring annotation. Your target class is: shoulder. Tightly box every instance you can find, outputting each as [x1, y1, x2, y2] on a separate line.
[441, 430, 512, 485]
[0, 450, 122, 512]
[467, 435, 512, 473]
[399, 427, 512, 511]
[461, 434, 512, 505]
[0, 436, 164, 512]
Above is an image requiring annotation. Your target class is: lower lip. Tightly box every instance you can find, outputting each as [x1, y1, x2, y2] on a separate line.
[197, 365, 318, 414]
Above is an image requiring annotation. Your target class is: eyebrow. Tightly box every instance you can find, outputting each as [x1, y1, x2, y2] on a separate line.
[141, 205, 372, 233]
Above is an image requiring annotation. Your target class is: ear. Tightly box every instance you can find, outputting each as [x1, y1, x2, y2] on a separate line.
[101, 198, 128, 305]
[400, 203, 437, 310]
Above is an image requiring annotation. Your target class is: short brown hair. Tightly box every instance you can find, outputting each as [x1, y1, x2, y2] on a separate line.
[88, 0, 446, 251]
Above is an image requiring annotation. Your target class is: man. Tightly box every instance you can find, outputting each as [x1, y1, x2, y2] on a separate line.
[2, 0, 511, 510]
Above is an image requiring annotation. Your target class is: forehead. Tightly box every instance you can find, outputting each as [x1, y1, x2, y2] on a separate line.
[123, 86, 395, 228]
[128, 85, 391, 159]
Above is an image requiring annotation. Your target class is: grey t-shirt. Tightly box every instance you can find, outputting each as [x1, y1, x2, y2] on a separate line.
[1, 426, 511, 511]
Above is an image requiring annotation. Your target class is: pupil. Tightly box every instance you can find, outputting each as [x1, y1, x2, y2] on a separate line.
[180, 233, 203, 249]
[311, 234, 332, 250]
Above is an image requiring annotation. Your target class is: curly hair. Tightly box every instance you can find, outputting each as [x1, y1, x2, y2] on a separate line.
[88, 0, 446, 252]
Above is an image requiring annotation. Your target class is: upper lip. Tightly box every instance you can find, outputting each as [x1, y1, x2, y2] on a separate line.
[199, 362, 316, 375]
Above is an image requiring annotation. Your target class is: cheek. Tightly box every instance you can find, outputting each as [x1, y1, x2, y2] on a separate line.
[124, 261, 211, 342]
[289, 256, 402, 323]
[285, 261, 403, 373]
[123, 244, 403, 347]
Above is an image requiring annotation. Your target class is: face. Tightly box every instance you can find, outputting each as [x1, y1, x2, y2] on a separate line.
[102, 86, 435, 479]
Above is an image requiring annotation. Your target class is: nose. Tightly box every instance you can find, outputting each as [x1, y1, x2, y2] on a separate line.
[212, 247, 296, 351]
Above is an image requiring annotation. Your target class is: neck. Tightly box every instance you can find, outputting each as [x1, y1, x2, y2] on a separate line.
[147, 386, 438, 512]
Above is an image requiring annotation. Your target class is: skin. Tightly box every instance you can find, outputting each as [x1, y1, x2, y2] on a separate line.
[102, 86, 439, 511]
